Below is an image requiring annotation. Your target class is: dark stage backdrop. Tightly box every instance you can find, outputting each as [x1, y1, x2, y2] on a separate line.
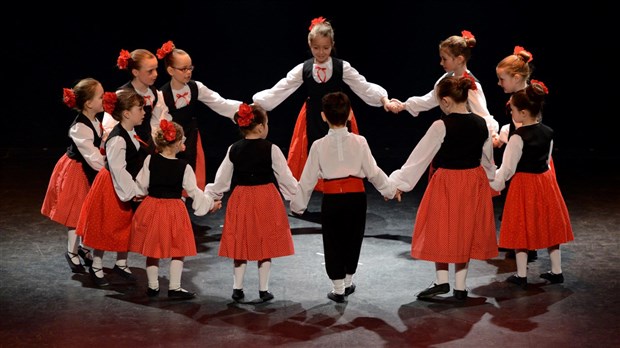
[4, 1, 610, 175]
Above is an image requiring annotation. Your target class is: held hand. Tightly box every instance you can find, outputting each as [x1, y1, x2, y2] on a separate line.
[394, 190, 402, 202]
[210, 200, 223, 213]
[385, 99, 404, 114]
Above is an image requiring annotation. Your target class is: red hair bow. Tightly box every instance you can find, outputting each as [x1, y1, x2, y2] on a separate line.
[63, 88, 76, 108]
[309, 16, 326, 31]
[461, 30, 475, 40]
[157, 40, 175, 59]
[237, 103, 254, 127]
[530, 80, 549, 94]
[463, 71, 478, 90]
[160, 119, 177, 142]
[102, 92, 117, 114]
[513, 46, 533, 63]
[117, 49, 131, 70]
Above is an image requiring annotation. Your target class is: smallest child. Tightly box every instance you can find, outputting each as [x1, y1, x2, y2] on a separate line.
[129, 119, 221, 299]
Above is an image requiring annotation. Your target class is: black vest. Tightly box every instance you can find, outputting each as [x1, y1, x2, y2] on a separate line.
[146, 154, 187, 199]
[433, 113, 488, 169]
[104, 124, 147, 179]
[515, 123, 554, 174]
[229, 138, 277, 187]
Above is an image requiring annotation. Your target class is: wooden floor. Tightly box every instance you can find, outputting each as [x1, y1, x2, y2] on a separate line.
[1, 147, 618, 348]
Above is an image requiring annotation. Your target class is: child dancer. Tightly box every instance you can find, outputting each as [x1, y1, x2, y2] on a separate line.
[130, 119, 221, 299]
[390, 30, 500, 146]
[253, 16, 397, 190]
[290, 92, 398, 303]
[490, 81, 574, 288]
[42, 78, 111, 272]
[103, 48, 171, 152]
[205, 103, 298, 303]
[156, 40, 242, 189]
[389, 75, 497, 301]
[76, 88, 147, 286]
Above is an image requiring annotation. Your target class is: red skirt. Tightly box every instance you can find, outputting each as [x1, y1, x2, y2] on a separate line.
[499, 170, 574, 249]
[219, 184, 294, 260]
[411, 167, 498, 263]
[76, 168, 133, 251]
[130, 196, 197, 258]
[287, 102, 360, 192]
[41, 154, 90, 228]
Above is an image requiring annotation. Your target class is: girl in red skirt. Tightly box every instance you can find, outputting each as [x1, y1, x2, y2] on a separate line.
[205, 103, 298, 303]
[490, 81, 574, 288]
[252, 16, 398, 191]
[389, 75, 498, 301]
[130, 120, 221, 299]
[42, 78, 111, 273]
[76, 89, 148, 286]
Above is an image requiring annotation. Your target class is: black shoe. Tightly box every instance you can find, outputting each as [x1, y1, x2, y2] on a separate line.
[147, 287, 160, 297]
[344, 283, 356, 296]
[77, 246, 93, 267]
[168, 288, 196, 299]
[417, 283, 450, 299]
[540, 271, 564, 284]
[259, 290, 274, 302]
[453, 289, 468, 301]
[327, 291, 345, 303]
[65, 252, 85, 273]
[89, 267, 109, 287]
[232, 289, 245, 302]
[527, 250, 538, 263]
[506, 274, 527, 288]
[112, 265, 137, 282]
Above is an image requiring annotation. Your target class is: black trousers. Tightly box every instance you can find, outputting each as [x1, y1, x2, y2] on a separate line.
[321, 192, 367, 280]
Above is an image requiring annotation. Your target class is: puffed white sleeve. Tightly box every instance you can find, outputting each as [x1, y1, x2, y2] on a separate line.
[196, 80, 242, 122]
[290, 142, 321, 215]
[490, 135, 523, 192]
[481, 135, 496, 180]
[70, 122, 105, 171]
[102, 112, 117, 135]
[271, 145, 298, 201]
[106, 136, 141, 202]
[134, 155, 151, 197]
[403, 74, 446, 117]
[183, 164, 214, 216]
[151, 90, 172, 130]
[252, 63, 304, 111]
[342, 61, 388, 107]
[389, 120, 444, 192]
[204, 146, 234, 200]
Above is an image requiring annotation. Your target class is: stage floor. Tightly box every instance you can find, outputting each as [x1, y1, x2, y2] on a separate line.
[1, 147, 618, 347]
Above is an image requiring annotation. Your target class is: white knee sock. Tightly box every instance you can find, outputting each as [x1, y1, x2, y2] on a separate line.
[515, 249, 528, 277]
[258, 259, 271, 292]
[454, 263, 469, 290]
[146, 258, 159, 290]
[548, 246, 562, 274]
[169, 259, 184, 291]
[233, 260, 247, 290]
[331, 279, 345, 295]
[344, 274, 353, 288]
[92, 249, 105, 277]
[435, 263, 449, 284]
[67, 229, 79, 254]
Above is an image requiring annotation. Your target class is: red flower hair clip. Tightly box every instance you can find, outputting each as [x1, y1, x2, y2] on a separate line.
[117, 49, 131, 70]
[159, 119, 177, 142]
[237, 103, 254, 127]
[530, 80, 549, 94]
[461, 30, 475, 40]
[102, 92, 117, 114]
[513, 46, 533, 63]
[63, 88, 76, 108]
[309, 16, 326, 31]
[463, 71, 478, 90]
[156, 40, 175, 60]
